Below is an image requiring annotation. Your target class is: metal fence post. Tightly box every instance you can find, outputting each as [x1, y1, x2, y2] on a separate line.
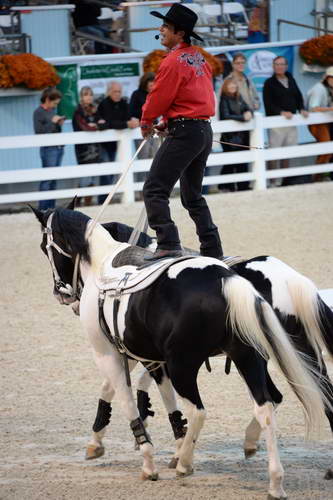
[117, 129, 135, 204]
[251, 112, 267, 190]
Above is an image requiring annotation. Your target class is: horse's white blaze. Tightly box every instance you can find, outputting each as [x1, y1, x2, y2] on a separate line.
[167, 257, 228, 280]
[246, 256, 324, 367]
[254, 402, 286, 499]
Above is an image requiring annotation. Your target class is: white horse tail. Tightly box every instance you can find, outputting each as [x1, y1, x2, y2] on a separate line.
[285, 274, 325, 366]
[223, 274, 329, 437]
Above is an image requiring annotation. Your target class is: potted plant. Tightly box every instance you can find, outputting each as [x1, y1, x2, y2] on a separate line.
[0, 53, 60, 96]
[299, 34, 333, 72]
[143, 47, 223, 77]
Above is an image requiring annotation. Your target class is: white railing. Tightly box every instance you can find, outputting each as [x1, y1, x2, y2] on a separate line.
[1, 111, 333, 205]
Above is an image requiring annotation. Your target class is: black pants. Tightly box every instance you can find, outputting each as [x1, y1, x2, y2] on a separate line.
[143, 120, 223, 258]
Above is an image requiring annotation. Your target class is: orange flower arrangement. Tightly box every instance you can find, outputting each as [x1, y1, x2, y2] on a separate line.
[143, 47, 223, 77]
[143, 49, 167, 74]
[299, 35, 333, 67]
[0, 53, 60, 89]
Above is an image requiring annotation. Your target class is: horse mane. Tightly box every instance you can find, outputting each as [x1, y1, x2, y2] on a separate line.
[102, 222, 154, 249]
[53, 208, 91, 262]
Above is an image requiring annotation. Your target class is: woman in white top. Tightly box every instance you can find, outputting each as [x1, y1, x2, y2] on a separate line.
[307, 66, 333, 180]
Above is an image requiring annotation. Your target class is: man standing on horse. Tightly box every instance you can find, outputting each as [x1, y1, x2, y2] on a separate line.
[140, 4, 223, 261]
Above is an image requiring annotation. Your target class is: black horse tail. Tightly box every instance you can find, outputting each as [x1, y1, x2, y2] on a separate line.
[222, 274, 330, 438]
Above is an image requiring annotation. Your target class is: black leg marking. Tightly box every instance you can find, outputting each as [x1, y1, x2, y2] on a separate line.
[169, 410, 187, 440]
[137, 390, 155, 421]
[92, 399, 112, 433]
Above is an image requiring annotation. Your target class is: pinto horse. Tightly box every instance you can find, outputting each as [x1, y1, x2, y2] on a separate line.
[102, 221, 333, 476]
[32, 204, 330, 499]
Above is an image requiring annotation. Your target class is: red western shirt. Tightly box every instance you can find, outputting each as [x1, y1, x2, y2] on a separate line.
[141, 43, 215, 127]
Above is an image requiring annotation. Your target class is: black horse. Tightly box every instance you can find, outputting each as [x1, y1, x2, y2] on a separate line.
[32, 203, 330, 499]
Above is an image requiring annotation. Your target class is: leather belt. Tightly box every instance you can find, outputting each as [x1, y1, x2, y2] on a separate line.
[169, 117, 211, 123]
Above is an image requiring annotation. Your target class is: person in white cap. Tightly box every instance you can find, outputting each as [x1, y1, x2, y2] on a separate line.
[307, 66, 333, 181]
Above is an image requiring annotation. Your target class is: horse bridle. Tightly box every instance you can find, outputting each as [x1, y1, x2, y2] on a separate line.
[42, 213, 81, 300]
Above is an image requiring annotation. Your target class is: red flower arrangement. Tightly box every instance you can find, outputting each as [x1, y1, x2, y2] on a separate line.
[299, 35, 333, 67]
[143, 47, 223, 77]
[0, 53, 60, 89]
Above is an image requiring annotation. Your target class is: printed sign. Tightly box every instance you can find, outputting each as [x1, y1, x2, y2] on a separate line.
[55, 60, 141, 119]
[78, 60, 141, 105]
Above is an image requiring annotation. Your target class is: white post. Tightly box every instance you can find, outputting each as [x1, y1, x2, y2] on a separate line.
[117, 129, 135, 204]
[251, 112, 267, 190]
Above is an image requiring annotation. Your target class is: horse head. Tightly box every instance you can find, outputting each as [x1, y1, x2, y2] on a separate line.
[30, 197, 84, 305]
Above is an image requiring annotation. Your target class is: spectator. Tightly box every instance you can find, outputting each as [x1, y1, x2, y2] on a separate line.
[263, 56, 308, 186]
[72, 0, 110, 54]
[130, 73, 155, 120]
[307, 67, 333, 182]
[72, 86, 104, 206]
[33, 87, 65, 211]
[97, 81, 139, 203]
[130, 72, 159, 162]
[224, 52, 260, 111]
[140, 3, 223, 261]
[218, 78, 253, 192]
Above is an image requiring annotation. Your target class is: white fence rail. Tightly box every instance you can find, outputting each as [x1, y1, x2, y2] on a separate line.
[0, 111, 333, 205]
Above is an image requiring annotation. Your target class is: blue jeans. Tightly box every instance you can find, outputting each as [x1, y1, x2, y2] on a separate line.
[39, 146, 64, 210]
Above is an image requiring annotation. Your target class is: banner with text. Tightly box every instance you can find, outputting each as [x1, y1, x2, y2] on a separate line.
[78, 60, 141, 104]
[56, 59, 141, 118]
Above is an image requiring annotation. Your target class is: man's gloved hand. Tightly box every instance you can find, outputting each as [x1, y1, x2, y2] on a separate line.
[154, 120, 168, 137]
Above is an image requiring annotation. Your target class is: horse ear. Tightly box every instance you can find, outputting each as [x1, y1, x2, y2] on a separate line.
[66, 196, 77, 211]
[27, 204, 45, 226]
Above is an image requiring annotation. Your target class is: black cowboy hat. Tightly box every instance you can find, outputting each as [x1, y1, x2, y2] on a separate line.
[150, 3, 203, 42]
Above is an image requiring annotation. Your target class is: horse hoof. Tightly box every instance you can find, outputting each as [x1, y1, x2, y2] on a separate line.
[324, 468, 333, 480]
[267, 495, 287, 500]
[244, 448, 257, 459]
[85, 445, 105, 460]
[168, 457, 179, 469]
[176, 466, 194, 478]
[141, 471, 159, 481]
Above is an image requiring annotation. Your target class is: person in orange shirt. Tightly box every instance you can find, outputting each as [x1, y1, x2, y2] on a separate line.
[141, 4, 223, 261]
